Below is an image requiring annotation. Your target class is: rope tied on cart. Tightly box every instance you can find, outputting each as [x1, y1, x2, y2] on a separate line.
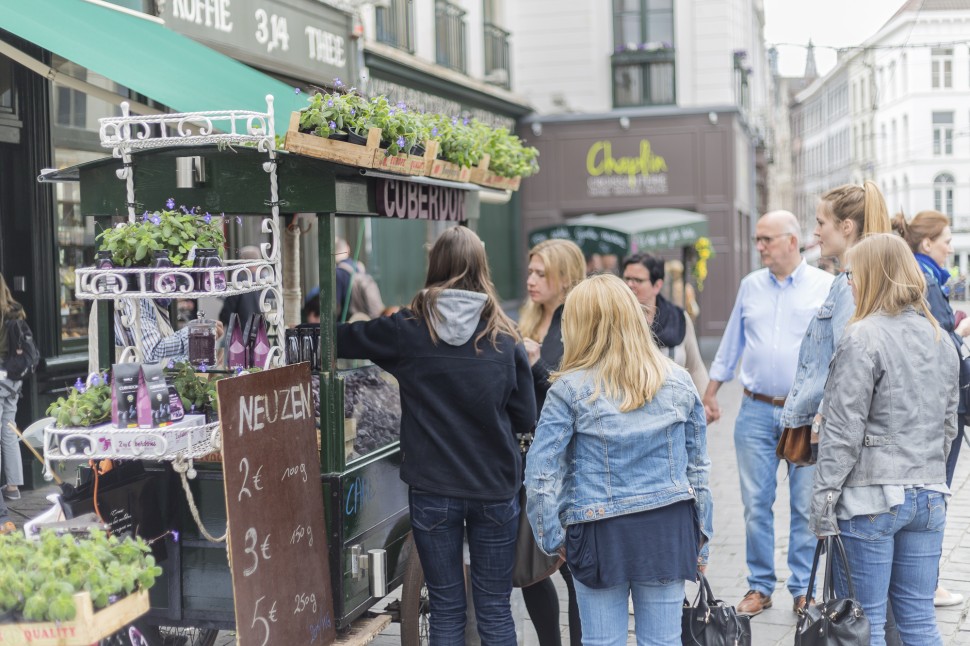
[172, 457, 228, 544]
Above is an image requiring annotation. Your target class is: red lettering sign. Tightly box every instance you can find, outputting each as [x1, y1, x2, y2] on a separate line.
[375, 179, 465, 221]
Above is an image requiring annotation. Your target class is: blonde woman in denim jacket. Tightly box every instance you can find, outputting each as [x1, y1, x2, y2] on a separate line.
[809, 234, 959, 646]
[525, 275, 713, 646]
[783, 182, 891, 432]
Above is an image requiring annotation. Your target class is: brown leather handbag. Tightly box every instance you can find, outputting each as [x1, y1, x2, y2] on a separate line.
[776, 425, 815, 466]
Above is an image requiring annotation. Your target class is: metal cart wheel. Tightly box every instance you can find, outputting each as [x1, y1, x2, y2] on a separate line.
[144, 625, 220, 646]
[400, 535, 430, 646]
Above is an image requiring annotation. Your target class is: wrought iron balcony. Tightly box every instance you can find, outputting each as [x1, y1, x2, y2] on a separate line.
[483, 22, 511, 89]
[435, 0, 467, 73]
[376, 0, 415, 53]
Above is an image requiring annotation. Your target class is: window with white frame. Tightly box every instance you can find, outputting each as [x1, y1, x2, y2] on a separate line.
[932, 48, 953, 89]
[933, 112, 954, 156]
[934, 172, 955, 217]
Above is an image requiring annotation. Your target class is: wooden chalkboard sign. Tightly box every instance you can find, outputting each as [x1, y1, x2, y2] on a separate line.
[218, 363, 336, 646]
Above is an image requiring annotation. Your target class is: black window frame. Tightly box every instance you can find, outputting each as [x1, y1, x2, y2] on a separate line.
[610, 0, 676, 108]
[376, 0, 415, 54]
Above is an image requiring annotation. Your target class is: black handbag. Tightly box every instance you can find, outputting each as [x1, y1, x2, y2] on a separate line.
[795, 536, 870, 646]
[682, 572, 752, 646]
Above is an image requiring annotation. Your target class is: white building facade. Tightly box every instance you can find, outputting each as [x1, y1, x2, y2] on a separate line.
[792, 0, 970, 272]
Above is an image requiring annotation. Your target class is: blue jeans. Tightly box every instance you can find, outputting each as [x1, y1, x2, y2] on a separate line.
[408, 489, 519, 646]
[734, 396, 815, 597]
[831, 488, 945, 646]
[573, 576, 683, 646]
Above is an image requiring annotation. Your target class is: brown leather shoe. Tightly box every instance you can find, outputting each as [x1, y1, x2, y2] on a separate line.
[793, 595, 814, 614]
[737, 590, 772, 616]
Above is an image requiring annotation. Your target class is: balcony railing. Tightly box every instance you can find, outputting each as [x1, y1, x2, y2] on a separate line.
[435, 0, 467, 73]
[376, 0, 414, 53]
[483, 22, 511, 89]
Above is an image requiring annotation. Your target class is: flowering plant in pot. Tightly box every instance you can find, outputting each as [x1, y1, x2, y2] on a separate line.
[46, 374, 112, 428]
[429, 115, 487, 168]
[367, 96, 418, 156]
[96, 200, 226, 267]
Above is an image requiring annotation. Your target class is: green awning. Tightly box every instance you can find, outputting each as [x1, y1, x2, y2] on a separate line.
[528, 208, 709, 257]
[0, 0, 305, 135]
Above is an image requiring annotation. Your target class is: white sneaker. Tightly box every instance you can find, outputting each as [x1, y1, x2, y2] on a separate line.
[934, 586, 964, 607]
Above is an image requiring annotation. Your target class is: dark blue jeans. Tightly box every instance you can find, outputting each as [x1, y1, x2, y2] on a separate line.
[409, 489, 519, 646]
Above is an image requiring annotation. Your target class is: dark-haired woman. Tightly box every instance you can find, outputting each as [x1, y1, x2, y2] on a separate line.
[337, 226, 536, 644]
[0, 273, 25, 533]
[893, 209, 970, 608]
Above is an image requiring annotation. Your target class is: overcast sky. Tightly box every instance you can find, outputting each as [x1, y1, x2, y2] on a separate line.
[763, 0, 906, 77]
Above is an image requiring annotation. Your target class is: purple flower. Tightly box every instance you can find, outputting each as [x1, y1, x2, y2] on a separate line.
[74, 378, 86, 394]
[167, 359, 175, 369]
[432, 127, 439, 137]
[199, 362, 208, 373]
[142, 212, 150, 222]
[350, 109, 356, 116]
[327, 99, 334, 107]
[235, 366, 244, 376]
[165, 198, 175, 209]
[294, 87, 301, 95]
[172, 529, 180, 543]
[151, 215, 162, 225]
[396, 136, 406, 148]
[191, 206, 199, 214]
[451, 117, 459, 126]
[102, 371, 110, 385]
[462, 117, 469, 126]
[89, 374, 101, 387]
[203, 213, 212, 224]
[389, 108, 396, 116]
[334, 77, 343, 87]
[235, 216, 243, 225]
[397, 101, 406, 110]
[328, 120, 336, 129]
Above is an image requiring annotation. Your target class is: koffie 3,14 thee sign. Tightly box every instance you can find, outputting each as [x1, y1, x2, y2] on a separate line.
[218, 363, 336, 646]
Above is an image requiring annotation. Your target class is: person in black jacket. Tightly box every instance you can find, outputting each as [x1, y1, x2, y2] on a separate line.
[519, 239, 586, 646]
[893, 210, 970, 609]
[337, 226, 536, 645]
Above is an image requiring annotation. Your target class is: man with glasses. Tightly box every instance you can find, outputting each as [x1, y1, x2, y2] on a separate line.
[703, 210, 833, 617]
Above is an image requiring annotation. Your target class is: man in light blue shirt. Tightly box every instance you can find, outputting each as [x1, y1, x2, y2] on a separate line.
[703, 211, 833, 617]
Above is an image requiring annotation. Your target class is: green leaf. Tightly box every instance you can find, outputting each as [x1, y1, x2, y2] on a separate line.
[135, 245, 148, 261]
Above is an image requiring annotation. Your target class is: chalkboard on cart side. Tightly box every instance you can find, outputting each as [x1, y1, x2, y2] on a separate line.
[218, 363, 336, 646]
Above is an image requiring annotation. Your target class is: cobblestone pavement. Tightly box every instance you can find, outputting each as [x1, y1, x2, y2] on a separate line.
[10, 376, 970, 645]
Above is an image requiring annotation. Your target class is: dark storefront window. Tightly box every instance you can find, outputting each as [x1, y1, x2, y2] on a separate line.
[50, 56, 131, 348]
[376, 0, 415, 53]
[435, 0, 467, 73]
[611, 0, 675, 107]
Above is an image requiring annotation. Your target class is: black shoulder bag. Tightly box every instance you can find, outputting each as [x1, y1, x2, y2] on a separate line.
[795, 536, 870, 646]
[682, 572, 752, 646]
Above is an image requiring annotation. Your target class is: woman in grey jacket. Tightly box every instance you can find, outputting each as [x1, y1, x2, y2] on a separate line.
[809, 234, 959, 646]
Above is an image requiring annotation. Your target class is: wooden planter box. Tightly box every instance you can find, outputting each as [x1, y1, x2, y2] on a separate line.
[283, 112, 381, 168]
[0, 589, 149, 646]
[468, 155, 522, 191]
[427, 141, 472, 182]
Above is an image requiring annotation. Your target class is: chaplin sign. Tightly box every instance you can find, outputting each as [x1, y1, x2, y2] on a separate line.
[584, 138, 669, 198]
[163, 0, 351, 85]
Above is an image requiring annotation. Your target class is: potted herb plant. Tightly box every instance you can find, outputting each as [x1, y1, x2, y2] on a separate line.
[167, 360, 220, 421]
[46, 375, 112, 428]
[96, 200, 226, 268]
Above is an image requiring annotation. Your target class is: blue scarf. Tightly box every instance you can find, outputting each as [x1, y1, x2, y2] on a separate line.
[915, 253, 951, 296]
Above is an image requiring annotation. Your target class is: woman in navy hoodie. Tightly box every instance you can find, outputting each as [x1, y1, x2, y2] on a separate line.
[337, 226, 537, 645]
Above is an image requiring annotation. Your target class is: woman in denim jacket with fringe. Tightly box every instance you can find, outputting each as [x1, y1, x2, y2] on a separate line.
[782, 181, 891, 434]
[525, 274, 712, 646]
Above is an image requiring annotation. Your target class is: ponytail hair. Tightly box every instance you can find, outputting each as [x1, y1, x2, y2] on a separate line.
[821, 180, 890, 241]
[891, 210, 950, 255]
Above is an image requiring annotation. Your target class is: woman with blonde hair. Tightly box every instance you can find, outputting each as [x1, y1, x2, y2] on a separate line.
[519, 239, 586, 646]
[525, 274, 712, 646]
[810, 233, 958, 645]
[338, 226, 536, 644]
